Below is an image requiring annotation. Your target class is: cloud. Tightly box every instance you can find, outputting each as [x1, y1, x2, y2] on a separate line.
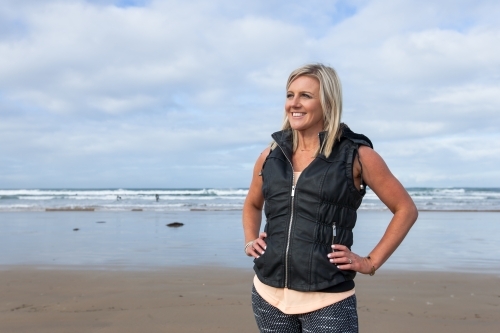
[429, 84, 500, 110]
[0, 0, 499, 188]
[0, 0, 309, 114]
[314, 0, 500, 147]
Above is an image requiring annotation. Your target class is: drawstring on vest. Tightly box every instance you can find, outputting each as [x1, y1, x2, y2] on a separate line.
[357, 149, 365, 190]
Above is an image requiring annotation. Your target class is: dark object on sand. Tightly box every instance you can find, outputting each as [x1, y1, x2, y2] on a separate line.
[131, 208, 143, 212]
[73, 228, 79, 231]
[166, 222, 184, 227]
[96, 221, 106, 224]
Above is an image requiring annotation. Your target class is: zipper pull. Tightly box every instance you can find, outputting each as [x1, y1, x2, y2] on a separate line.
[291, 186, 295, 197]
[332, 222, 336, 245]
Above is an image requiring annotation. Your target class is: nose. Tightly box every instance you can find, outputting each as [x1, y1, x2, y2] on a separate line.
[290, 95, 301, 108]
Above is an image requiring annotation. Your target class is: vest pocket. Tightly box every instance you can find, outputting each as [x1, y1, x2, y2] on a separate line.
[253, 252, 266, 272]
[253, 243, 270, 278]
[314, 223, 336, 245]
[310, 242, 341, 285]
[253, 238, 284, 279]
[332, 222, 336, 245]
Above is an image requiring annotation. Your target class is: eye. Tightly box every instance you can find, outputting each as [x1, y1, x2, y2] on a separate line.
[286, 93, 294, 99]
[301, 93, 312, 98]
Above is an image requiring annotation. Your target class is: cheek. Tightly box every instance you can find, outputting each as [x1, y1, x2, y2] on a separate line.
[312, 103, 323, 118]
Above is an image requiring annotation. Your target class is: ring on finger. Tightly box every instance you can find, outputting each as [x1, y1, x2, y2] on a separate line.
[348, 258, 352, 264]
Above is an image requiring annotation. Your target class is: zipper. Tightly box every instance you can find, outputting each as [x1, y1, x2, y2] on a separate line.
[286, 182, 295, 287]
[277, 132, 321, 288]
[277, 143, 295, 288]
[332, 222, 336, 245]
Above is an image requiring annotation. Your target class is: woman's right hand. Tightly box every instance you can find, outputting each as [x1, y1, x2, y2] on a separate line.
[245, 232, 267, 258]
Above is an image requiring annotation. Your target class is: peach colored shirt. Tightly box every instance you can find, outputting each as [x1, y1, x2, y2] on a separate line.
[253, 276, 354, 314]
[253, 172, 355, 314]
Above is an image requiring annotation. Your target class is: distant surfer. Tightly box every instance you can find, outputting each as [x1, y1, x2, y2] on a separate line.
[117, 195, 122, 201]
[155, 194, 159, 202]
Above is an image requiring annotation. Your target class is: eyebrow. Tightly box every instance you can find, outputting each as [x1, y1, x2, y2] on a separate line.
[287, 90, 315, 96]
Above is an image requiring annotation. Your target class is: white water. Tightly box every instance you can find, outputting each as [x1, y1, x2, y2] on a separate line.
[1, 187, 499, 212]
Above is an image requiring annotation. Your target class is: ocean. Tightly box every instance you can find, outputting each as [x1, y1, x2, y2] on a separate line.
[1, 188, 499, 273]
[1, 187, 500, 212]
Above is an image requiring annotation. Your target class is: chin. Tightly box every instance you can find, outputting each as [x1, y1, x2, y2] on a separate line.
[288, 121, 304, 130]
[290, 126, 308, 132]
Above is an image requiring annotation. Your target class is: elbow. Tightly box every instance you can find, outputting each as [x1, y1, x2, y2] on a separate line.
[395, 201, 418, 225]
[409, 203, 418, 224]
[243, 198, 263, 215]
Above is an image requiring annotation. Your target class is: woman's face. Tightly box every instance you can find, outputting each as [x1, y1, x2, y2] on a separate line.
[285, 75, 324, 133]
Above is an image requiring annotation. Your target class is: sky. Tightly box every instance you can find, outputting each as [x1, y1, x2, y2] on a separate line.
[0, 0, 499, 189]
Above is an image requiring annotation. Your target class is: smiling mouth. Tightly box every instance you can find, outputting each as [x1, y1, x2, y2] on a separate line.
[292, 112, 305, 117]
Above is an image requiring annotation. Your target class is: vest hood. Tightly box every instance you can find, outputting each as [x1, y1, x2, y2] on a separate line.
[271, 123, 373, 160]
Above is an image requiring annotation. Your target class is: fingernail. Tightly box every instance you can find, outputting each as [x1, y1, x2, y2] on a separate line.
[331, 245, 335, 249]
[330, 259, 334, 263]
[327, 254, 331, 258]
[264, 246, 267, 250]
[261, 251, 265, 255]
[257, 256, 260, 258]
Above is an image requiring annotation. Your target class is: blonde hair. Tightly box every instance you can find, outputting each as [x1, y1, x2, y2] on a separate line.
[271, 63, 343, 158]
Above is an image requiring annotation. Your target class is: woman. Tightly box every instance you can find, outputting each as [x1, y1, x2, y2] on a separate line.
[242, 63, 418, 332]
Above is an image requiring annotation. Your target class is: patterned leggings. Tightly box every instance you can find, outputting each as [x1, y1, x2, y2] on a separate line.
[252, 286, 358, 333]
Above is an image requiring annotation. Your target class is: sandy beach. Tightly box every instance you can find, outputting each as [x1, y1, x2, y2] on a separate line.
[1, 266, 498, 333]
[1, 209, 499, 331]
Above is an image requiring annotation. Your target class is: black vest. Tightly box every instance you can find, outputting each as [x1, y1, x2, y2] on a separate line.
[254, 125, 373, 291]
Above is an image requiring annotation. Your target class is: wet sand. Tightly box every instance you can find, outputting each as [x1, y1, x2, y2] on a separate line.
[0, 267, 498, 333]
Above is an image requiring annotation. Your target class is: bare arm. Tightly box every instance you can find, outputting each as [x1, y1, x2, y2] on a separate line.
[329, 146, 418, 274]
[242, 148, 270, 258]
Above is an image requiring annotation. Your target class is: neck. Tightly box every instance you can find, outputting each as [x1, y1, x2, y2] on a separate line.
[296, 131, 320, 152]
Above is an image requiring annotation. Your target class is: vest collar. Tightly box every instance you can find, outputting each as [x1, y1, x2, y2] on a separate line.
[271, 124, 373, 155]
[271, 130, 293, 162]
[271, 129, 328, 156]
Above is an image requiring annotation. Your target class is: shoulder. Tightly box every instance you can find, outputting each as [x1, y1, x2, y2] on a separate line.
[358, 145, 389, 177]
[358, 145, 381, 161]
[254, 147, 272, 171]
[258, 147, 271, 161]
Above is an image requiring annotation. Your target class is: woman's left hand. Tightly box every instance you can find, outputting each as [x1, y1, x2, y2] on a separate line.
[328, 244, 373, 275]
